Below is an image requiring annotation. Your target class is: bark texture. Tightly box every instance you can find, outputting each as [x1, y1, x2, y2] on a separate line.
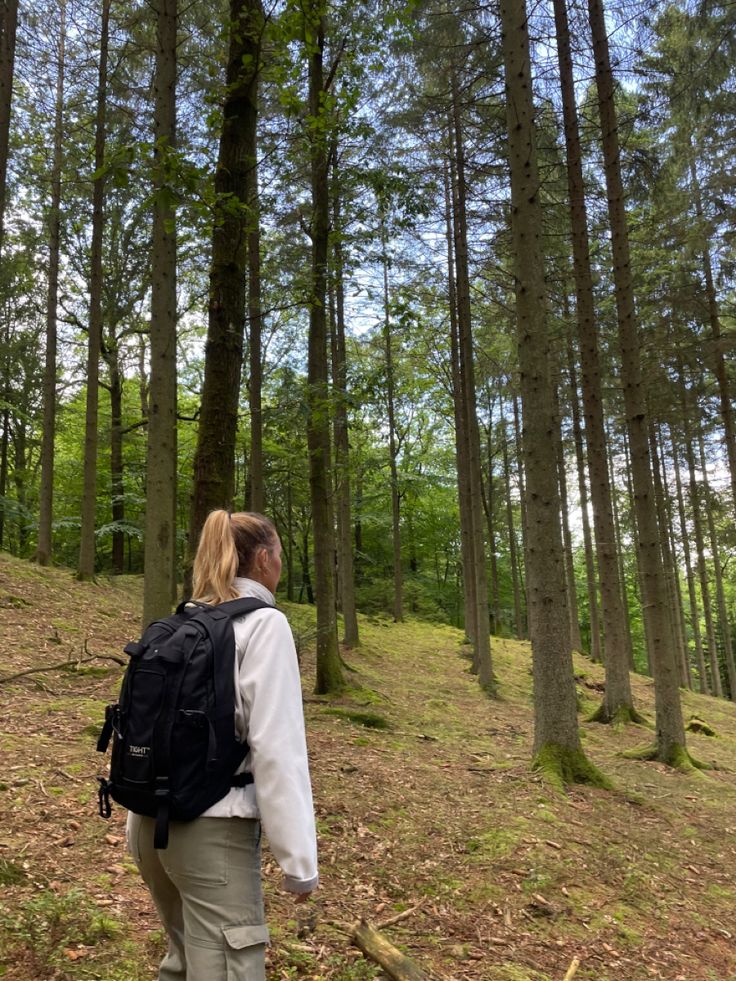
[500, 0, 584, 766]
[588, 0, 686, 760]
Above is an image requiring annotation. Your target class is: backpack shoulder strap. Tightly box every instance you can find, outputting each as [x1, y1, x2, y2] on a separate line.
[208, 597, 275, 620]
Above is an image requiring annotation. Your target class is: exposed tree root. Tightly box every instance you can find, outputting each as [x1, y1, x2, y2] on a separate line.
[620, 742, 710, 771]
[686, 717, 717, 737]
[532, 743, 614, 793]
[587, 703, 652, 728]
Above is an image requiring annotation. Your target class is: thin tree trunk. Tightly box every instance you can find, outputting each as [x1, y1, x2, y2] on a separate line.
[567, 337, 601, 662]
[552, 381, 582, 652]
[670, 430, 708, 694]
[449, 77, 493, 689]
[649, 422, 689, 689]
[0, 0, 18, 254]
[109, 352, 125, 575]
[512, 392, 529, 630]
[682, 402, 721, 697]
[78, 0, 110, 581]
[247, 3, 264, 513]
[143, 0, 178, 618]
[688, 158, 736, 517]
[588, 0, 686, 761]
[607, 427, 635, 670]
[306, 5, 342, 693]
[484, 421, 501, 635]
[502, 417, 523, 641]
[698, 430, 736, 700]
[330, 171, 359, 646]
[379, 207, 403, 623]
[444, 157, 476, 646]
[554, 0, 634, 717]
[35, 0, 65, 567]
[500, 0, 589, 775]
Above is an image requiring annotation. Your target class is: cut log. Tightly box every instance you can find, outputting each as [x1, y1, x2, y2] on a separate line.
[351, 918, 428, 980]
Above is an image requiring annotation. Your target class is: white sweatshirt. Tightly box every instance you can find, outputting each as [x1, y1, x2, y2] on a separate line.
[200, 578, 319, 894]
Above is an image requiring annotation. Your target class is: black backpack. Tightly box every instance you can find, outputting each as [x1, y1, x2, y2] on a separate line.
[96, 596, 271, 848]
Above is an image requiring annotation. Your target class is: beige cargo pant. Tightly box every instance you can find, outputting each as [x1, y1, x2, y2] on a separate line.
[127, 813, 268, 980]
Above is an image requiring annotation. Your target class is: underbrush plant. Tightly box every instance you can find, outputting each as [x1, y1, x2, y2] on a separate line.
[0, 887, 123, 977]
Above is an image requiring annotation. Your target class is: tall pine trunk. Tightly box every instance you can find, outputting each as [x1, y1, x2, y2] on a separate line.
[448, 83, 493, 689]
[500, 0, 602, 784]
[247, 2, 264, 513]
[670, 430, 708, 694]
[379, 206, 403, 622]
[330, 166, 359, 646]
[588, 0, 687, 762]
[306, 5, 342, 693]
[567, 338, 601, 662]
[698, 431, 736, 699]
[143, 0, 178, 619]
[35, 1, 65, 567]
[78, 0, 110, 581]
[444, 158, 476, 646]
[186, 0, 262, 595]
[554, 0, 634, 720]
[0, 0, 18, 254]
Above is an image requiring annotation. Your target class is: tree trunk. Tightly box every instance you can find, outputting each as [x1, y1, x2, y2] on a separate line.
[681, 386, 722, 697]
[108, 344, 125, 575]
[483, 420, 501, 635]
[379, 206, 403, 623]
[689, 158, 736, 517]
[500, 0, 593, 779]
[444, 158, 476, 646]
[566, 337, 601, 662]
[78, 0, 110, 581]
[0, 0, 18, 254]
[306, 5, 342, 694]
[588, 0, 687, 762]
[247, 5, 264, 513]
[449, 80, 493, 689]
[143, 0, 178, 619]
[186, 0, 263, 599]
[554, 0, 634, 718]
[502, 413, 523, 640]
[330, 165, 359, 647]
[670, 430, 708, 694]
[698, 430, 736, 700]
[552, 379, 583, 653]
[512, 393, 529, 631]
[35, 0, 65, 567]
[649, 422, 690, 689]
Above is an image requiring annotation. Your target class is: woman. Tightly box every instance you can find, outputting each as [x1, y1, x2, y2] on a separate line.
[127, 510, 318, 981]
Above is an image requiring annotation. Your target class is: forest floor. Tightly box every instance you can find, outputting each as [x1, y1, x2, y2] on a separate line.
[1, 554, 736, 980]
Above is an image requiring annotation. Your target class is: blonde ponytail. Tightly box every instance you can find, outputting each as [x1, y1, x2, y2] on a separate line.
[191, 510, 278, 605]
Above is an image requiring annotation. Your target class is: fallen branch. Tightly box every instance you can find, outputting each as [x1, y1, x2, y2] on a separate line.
[375, 902, 425, 931]
[563, 956, 581, 980]
[350, 918, 428, 981]
[0, 651, 124, 685]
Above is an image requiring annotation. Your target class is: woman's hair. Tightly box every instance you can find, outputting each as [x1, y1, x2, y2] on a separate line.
[191, 510, 278, 605]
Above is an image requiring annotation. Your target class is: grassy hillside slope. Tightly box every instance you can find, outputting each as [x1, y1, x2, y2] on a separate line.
[1, 552, 736, 980]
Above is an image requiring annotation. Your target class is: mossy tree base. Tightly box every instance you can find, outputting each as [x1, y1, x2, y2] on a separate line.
[587, 703, 652, 728]
[532, 743, 614, 793]
[621, 742, 710, 771]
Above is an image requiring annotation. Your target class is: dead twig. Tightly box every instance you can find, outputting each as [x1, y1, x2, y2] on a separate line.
[375, 902, 426, 931]
[0, 650, 124, 685]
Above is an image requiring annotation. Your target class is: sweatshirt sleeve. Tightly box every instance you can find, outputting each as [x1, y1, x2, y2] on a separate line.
[238, 610, 319, 894]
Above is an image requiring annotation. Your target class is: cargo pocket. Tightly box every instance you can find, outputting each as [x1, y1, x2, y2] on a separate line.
[222, 923, 270, 981]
